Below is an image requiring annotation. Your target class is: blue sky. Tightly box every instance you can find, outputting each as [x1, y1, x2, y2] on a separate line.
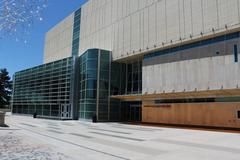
[0, 0, 87, 78]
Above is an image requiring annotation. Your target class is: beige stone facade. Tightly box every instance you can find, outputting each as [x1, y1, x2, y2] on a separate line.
[44, 14, 74, 63]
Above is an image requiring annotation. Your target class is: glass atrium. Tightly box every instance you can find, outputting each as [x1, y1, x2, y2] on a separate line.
[12, 49, 143, 121]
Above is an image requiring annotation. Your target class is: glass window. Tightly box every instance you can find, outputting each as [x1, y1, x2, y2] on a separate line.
[100, 62, 109, 71]
[87, 50, 98, 59]
[100, 71, 109, 80]
[86, 80, 97, 90]
[127, 64, 132, 73]
[133, 82, 139, 93]
[99, 90, 109, 99]
[85, 112, 94, 119]
[86, 70, 97, 79]
[12, 57, 73, 118]
[100, 51, 109, 61]
[86, 89, 97, 99]
[234, 44, 238, 62]
[81, 81, 86, 90]
[127, 82, 132, 93]
[99, 80, 109, 90]
[87, 60, 97, 69]
[85, 104, 96, 112]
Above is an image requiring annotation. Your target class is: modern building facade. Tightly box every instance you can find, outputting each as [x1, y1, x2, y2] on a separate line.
[12, 0, 240, 128]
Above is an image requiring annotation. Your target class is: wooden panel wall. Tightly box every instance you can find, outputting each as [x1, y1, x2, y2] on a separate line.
[142, 102, 240, 128]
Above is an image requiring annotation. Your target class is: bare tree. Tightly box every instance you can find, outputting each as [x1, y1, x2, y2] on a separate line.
[0, 0, 47, 40]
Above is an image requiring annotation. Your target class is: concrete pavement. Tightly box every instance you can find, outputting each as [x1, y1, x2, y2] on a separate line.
[1, 115, 240, 160]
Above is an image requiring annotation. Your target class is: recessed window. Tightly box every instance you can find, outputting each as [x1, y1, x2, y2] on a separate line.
[237, 110, 240, 119]
[234, 44, 238, 62]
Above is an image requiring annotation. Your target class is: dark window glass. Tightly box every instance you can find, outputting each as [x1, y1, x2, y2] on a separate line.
[234, 44, 238, 62]
[155, 98, 215, 104]
[87, 50, 98, 59]
[238, 111, 240, 119]
[111, 60, 142, 95]
[86, 90, 96, 99]
[99, 80, 109, 90]
[81, 81, 85, 90]
[85, 112, 94, 119]
[133, 82, 139, 92]
[81, 90, 85, 99]
[100, 52, 109, 61]
[127, 72, 132, 82]
[99, 90, 109, 99]
[133, 73, 139, 81]
[86, 70, 97, 79]
[133, 62, 138, 72]
[100, 71, 109, 80]
[139, 81, 142, 92]
[100, 62, 109, 71]
[85, 104, 96, 112]
[144, 32, 240, 60]
[127, 82, 132, 93]
[127, 64, 132, 73]
[87, 80, 97, 90]
[87, 60, 97, 69]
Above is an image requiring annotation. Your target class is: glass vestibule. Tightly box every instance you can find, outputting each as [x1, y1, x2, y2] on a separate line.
[78, 49, 111, 121]
[12, 48, 143, 122]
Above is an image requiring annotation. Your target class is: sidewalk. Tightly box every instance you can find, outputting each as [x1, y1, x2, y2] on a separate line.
[1, 115, 240, 160]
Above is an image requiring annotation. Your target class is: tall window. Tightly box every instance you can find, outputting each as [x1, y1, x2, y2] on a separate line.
[71, 8, 81, 56]
[234, 44, 238, 62]
[110, 59, 142, 95]
[126, 60, 142, 94]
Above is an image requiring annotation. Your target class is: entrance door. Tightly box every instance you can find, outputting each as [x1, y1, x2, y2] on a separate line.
[129, 105, 142, 122]
[61, 104, 71, 119]
[120, 101, 142, 122]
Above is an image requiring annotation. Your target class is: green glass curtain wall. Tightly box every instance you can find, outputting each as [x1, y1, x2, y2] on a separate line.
[12, 57, 74, 119]
[12, 48, 143, 121]
[78, 49, 111, 121]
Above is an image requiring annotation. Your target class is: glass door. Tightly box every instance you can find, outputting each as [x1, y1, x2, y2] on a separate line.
[61, 104, 71, 119]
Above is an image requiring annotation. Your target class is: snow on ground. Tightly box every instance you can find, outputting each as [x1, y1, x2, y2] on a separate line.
[0, 130, 69, 160]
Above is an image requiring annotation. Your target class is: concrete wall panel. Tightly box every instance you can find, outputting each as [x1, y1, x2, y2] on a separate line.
[45, 0, 240, 63]
[166, 0, 179, 42]
[143, 54, 240, 94]
[203, 0, 218, 33]
[191, 0, 203, 36]
[131, 12, 140, 52]
[156, 0, 167, 45]
[218, 0, 239, 28]
[148, 4, 157, 48]
[183, 0, 193, 38]
[123, 16, 131, 54]
[44, 14, 74, 63]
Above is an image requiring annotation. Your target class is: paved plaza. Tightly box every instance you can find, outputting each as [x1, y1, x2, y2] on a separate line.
[1, 115, 240, 160]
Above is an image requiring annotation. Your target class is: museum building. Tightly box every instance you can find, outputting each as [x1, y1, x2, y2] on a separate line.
[12, 0, 240, 129]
